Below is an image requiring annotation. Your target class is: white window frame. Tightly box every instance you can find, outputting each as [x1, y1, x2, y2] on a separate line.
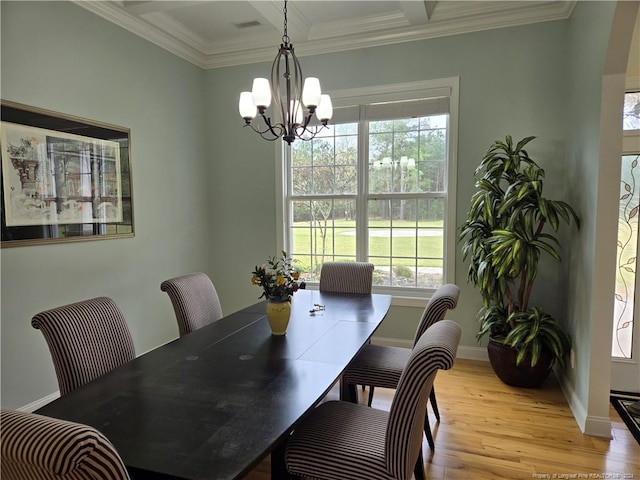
[275, 77, 459, 303]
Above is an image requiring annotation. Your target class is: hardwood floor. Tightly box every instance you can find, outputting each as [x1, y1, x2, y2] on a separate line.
[242, 359, 640, 479]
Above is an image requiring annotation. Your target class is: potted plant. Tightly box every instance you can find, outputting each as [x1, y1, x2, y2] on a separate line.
[251, 252, 305, 335]
[459, 135, 580, 387]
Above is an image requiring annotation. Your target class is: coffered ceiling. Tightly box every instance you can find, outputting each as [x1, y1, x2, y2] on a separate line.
[74, 1, 577, 69]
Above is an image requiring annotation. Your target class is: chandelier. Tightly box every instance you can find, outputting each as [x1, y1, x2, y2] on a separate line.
[238, 0, 333, 145]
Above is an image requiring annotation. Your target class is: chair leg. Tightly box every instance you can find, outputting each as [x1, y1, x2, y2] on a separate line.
[414, 448, 426, 480]
[340, 377, 359, 403]
[424, 415, 435, 451]
[367, 386, 375, 407]
[429, 386, 440, 422]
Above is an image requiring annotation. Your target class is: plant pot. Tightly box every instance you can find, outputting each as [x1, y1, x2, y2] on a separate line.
[266, 298, 291, 336]
[487, 337, 553, 388]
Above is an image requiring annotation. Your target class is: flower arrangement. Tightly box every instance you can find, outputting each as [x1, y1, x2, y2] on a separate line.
[251, 252, 305, 302]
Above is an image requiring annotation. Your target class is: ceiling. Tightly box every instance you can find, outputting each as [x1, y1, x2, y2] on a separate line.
[75, 1, 577, 69]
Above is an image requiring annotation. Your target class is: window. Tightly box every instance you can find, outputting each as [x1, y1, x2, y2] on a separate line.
[613, 90, 640, 359]
[280, 78, 458, 296]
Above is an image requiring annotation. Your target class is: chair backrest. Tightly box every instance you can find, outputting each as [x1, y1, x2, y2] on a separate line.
[412, 283, 460, 347]
[1, 408, 131, 480]
[160, 272, 223, 337]
[31, 297, 136, 396]
[318, 262, 374, 295]
[385, 320, 461, 479]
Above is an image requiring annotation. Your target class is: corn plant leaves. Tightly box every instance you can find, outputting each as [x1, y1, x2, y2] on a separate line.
[459, 135, 579, 367]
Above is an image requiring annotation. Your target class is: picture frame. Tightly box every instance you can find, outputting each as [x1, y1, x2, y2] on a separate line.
[1, 100, 134, 247]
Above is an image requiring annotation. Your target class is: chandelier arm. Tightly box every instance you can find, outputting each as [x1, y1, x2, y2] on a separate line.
[244, 121, 285, 141]
[284, 50, 294, 140]
[258, 112, 287, 139]
[294, 123, 328, 141]
[272, 47, 290, 141]
[290, 44, 303, 137]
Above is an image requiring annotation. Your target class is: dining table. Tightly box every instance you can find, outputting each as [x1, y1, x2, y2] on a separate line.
[35, 288, 392, 480]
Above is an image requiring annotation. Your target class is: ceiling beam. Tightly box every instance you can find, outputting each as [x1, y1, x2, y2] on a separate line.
[426, 1, 437, 21]
[399, 1, 430, 26]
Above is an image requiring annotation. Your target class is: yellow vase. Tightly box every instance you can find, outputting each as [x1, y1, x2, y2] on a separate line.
[266, 298, 291, 335]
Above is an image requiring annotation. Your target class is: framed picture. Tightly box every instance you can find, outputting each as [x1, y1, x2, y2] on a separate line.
[1, 101, 134, 247]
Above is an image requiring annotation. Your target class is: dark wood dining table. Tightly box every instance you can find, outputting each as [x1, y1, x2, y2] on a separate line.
[35, 289, 392, 480]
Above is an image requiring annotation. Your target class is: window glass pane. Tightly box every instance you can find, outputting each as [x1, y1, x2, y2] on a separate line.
[292, 141, 312, 166]
[421, 115, 447, 129]
[292, 167, 312, 195]
[290, 198, 356, 281]
[312, 166, 335, 194]
[366, 197, 443, 288]
[334, 166, 357, 194]
[417, 257, 443, 289]
[369, 115, 448, 194]
[314, 137, 334, 166]
[612, 154, 639, 359]
[420, 160, 446, 193]
[623, 92, 640, 131]
[335, 123, 358, 135]
[291, 125, 357, 196]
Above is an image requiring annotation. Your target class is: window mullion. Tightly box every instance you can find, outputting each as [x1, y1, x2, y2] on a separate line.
[356, 118, 369, 262]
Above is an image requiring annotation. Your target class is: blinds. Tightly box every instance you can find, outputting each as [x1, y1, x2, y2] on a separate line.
[331, 96, 450, 124]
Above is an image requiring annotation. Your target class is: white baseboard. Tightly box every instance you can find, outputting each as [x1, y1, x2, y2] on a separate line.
[19, 391, 60, 413]
[372, 336, 489, 362]
[456, 345, 489, 362]
[556, 369, 612, 438]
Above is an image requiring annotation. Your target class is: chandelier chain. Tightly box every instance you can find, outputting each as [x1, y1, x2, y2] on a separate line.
[282, 0, 289, 45]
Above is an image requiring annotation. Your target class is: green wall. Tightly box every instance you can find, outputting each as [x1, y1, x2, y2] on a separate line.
[0, 0, 624, 437]
[564, 0, 636, 435]
[1, 1, 209, 408]
[204, 21, 572, 348]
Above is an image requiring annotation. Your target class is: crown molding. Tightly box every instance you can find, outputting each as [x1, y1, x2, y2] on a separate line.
[309, 11, 411, 41]
[73, 1, 205, 66]
[141, 11, 210, 54]
[74, 1, 576, 70]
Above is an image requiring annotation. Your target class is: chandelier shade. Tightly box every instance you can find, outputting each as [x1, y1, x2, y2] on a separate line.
[238, 0, 332, 145]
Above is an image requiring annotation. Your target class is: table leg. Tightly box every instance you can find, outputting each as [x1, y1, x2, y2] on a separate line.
[339, 376, 358, 403]
[271, 436, 288, 479]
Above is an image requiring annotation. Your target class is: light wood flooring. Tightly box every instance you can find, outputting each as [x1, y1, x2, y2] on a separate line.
[243, 359, 640, 479]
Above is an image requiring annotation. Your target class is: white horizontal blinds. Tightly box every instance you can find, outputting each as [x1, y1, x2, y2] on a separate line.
[364, 97, 450, 121]
[328, 105, 360, 124]
[330, 96, 450, 124]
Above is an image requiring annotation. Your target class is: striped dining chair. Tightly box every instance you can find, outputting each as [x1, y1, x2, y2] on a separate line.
[342, 283, 460, 450]
[285, 320, 462, 480]
[31, 297, 136, 396]
[319, 261, 375, 398]
[160, 272, 223, 337]
[319, 262, 374, 295]
[1, 408, 130, 479]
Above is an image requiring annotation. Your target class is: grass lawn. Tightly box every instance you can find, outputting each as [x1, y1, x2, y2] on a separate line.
[291, 219, 444, 273]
